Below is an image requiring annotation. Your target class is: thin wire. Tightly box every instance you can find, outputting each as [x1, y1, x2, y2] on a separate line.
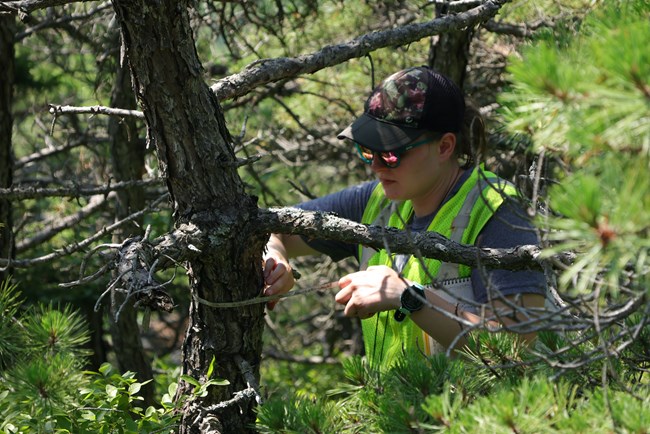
[193, 281, 338, 308]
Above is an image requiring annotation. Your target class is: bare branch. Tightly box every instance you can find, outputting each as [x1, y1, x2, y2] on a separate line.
[16, 192, 115, 253]
[59, 261, 113, 288]
[0, 0, 95, 15]
[14, 135, 110, 169]
[46, 0, 510, 120]
[15, 1, 112, 40]
[428, 0, 485, 11]
[92, 230, 177, 318]
[0, 178, 162, 200]
[234, 355, 263, 406]
[255, 206, 570, 272]
[48, 104, 145, 119]
[0, 194, 168, 269]
[202, 387, 258, 413]
[211, 0, 510, 100]
[483, 17, 556, 37]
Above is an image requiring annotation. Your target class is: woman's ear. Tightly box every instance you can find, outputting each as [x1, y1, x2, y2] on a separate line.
[437, 133, 457, 161]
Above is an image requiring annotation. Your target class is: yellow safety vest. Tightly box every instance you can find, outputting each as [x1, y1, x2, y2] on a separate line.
[358, 166, 518, 367]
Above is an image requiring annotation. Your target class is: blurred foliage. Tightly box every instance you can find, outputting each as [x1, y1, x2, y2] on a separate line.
[500, 0, 650, 298]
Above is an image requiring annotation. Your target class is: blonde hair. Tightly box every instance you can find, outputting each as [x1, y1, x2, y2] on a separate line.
[455, 102, 486, 169]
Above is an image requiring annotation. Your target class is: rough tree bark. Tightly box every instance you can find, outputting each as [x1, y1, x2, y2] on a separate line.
[110, 1, 267, 432]
[428, 1, 475, 88]
[0, 15, 15, 281]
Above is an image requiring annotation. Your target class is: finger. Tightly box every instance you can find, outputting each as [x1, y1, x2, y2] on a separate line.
[265, 284, 281, 310]
[344, 302, 364, 318]
[266, 262, 290, 286]
[343, 304, 356, 317]
[265, 277, 292, 310]
[264, 270, 295, 311]
[264, 274, 290, 297]
[338, 274, 351, 288]
[335, 286, 353, 305]
[263, 257, 276, 279]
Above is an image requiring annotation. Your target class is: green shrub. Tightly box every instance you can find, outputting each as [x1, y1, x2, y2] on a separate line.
[0, 279, 180, 433]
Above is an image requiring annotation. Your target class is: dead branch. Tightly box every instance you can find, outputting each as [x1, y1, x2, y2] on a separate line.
[100, 233, 176, 319]
[89, 220, 208, 316]
[15, 1, 112, 40]
[0, 0, 95, 15]
[234, 355, 263, 405]
[16, 192, 115, 253]
[44, 0, 510, 120]
[80, 205, 570, 297]
[0, 178, 162, 200]
[483, 17, 556, 37]
[105, 205, 569, 277]
[48, 104, 145, 119]
[14, 135, 110, 169]
[427, 0, 485, 13]
[212, 0, 510, 100]
[255, 206, 572, 272]
[0, 193, 168, 269]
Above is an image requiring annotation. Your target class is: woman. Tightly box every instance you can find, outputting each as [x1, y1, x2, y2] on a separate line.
[263, 66, 546, 366]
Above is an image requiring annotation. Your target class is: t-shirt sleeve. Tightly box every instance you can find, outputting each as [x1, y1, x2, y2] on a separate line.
[295, 181, 377, 262]
[471, 197, 547, 303]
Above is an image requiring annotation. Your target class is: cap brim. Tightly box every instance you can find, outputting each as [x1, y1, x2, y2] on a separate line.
[337, 114, 425, 152]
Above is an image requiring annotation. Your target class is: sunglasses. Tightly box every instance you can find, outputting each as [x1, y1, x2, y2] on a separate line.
[354, 137, 434, 168]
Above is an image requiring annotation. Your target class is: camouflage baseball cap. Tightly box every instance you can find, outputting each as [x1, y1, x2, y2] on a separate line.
[338, 66, 465, 152]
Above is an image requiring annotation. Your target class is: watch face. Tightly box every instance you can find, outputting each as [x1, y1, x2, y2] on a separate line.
[401, 285, 425, 312]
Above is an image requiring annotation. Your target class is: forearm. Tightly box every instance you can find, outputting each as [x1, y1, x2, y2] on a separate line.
[410, 292, 472, 351]
[266, 233, 289, 260]
[411, 290, 544, 352]
[266, 233, 317, 260]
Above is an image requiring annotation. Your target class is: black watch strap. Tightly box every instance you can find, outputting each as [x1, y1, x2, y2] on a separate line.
[394, 283, 426, 322]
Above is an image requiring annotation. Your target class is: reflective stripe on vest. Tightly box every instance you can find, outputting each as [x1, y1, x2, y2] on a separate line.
[358, 166, 517, 367]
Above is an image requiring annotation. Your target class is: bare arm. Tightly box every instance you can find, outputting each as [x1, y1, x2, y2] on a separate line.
[335, 265, 545, 352]
[411, 291, 544, 351]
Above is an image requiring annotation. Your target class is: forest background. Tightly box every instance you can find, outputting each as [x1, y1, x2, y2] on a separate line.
[0, 0, 649, 433]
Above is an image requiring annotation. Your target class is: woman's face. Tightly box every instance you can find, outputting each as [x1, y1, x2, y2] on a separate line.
[370, 133, 458, 215]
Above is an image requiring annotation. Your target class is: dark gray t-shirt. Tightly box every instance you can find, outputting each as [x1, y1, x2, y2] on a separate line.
[296, 171, 546, 303]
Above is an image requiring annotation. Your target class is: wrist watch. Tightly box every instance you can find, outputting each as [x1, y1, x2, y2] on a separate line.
[394, 282, 426, 322]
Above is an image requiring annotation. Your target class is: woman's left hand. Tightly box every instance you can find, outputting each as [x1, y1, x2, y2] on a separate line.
[335, 265, 408, 319]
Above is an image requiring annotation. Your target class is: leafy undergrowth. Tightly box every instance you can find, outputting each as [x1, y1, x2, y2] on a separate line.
[255, 331, 650, 433]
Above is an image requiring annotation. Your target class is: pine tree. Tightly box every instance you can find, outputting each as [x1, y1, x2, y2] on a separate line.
[0, 278, 180, 432]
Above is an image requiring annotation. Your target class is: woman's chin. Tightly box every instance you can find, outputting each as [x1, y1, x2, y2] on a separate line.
[381, 181, 403, 200]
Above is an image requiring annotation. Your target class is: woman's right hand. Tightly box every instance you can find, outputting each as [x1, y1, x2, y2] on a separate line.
[262, 253, 295, 310]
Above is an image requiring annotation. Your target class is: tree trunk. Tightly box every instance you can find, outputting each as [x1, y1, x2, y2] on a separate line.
[0, 15, 15, 280]
[110, 1, 266, 432]
[107, 54, 154, 406]
[428, 1, 475, 88]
